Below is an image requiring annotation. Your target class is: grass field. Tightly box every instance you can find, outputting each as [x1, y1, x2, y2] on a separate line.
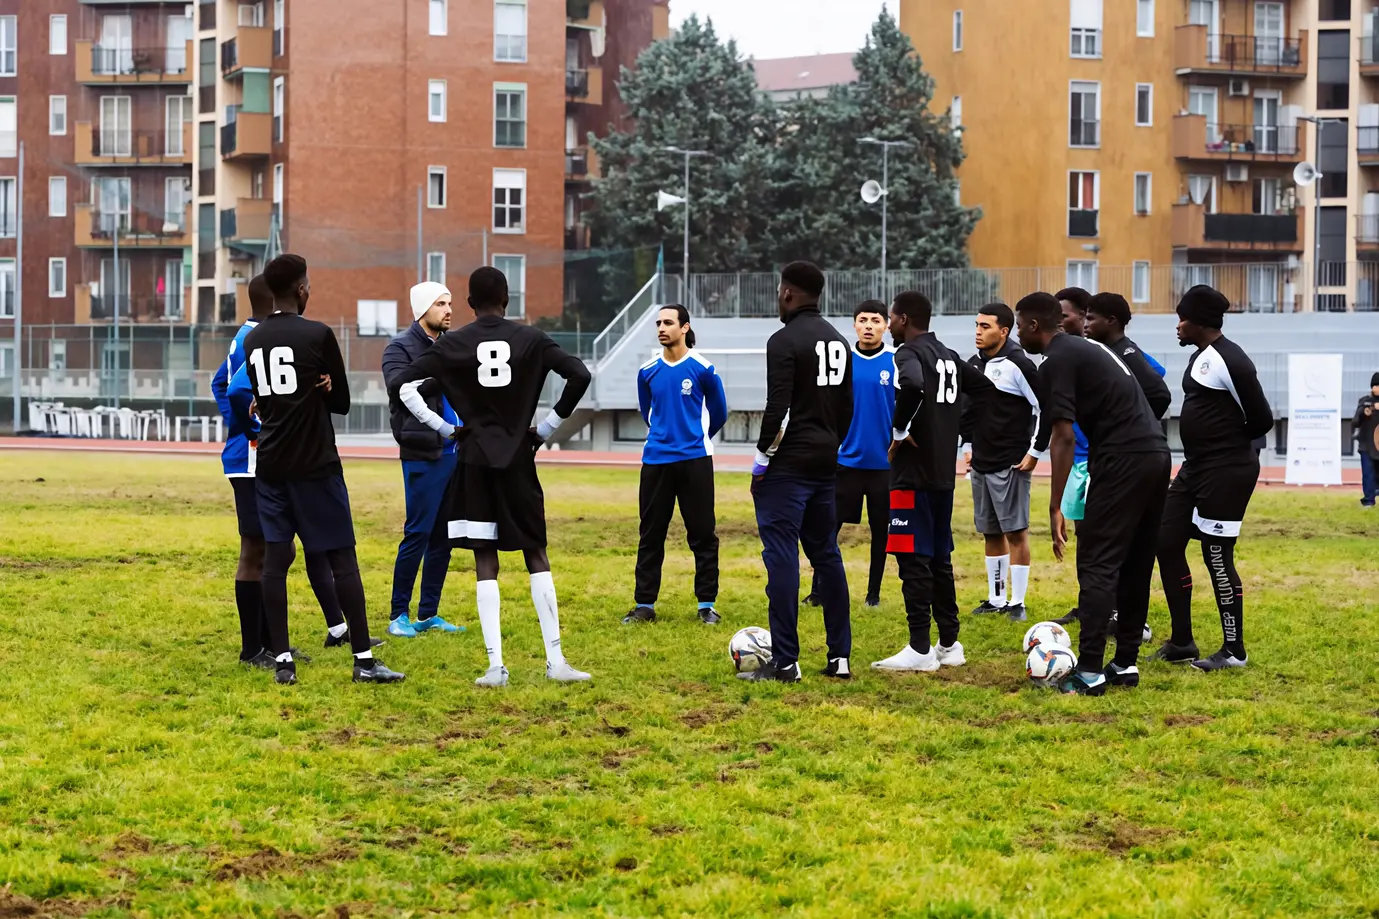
[2, 451, 1378, 918]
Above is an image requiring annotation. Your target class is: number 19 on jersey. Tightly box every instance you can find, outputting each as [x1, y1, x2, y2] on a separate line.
[815, 340, 847, 386]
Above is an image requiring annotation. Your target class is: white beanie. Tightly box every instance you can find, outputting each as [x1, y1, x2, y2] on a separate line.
[410, 281, 451, 321]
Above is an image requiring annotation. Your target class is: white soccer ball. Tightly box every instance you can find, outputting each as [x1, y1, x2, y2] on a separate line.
[729, 626, 772, 673]
[1026, 645, 1077, 687]
[1022, 621, 1073, 653]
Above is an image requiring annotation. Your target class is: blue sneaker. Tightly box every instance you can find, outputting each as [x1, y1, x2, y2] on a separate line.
[1057, 670, 1108, 696]
[387, 616, 419, 638]
[413, 615, 463, 634]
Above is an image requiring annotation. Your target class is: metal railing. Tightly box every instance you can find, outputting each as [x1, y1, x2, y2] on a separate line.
[1068, 209, 1098, 238]
[90, 130, 182, 160]
[1356, 213, 1379, 243]
[590, 275, 684, 366]
[566, 68, 589, 96]
[1203, 33, 1304, 70]
[221, 38, 239, 72]
[1203, 212, 1298, 244]
[566, 148, 589, 177]
[1202, 122, 1300, 156]
[1359, 125, 1379, 155]
[91, 45, 188, 76]
[1358, 33, 1379, 65]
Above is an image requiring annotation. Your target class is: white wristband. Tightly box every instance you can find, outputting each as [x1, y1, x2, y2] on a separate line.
[535, 409, 563, 441]
[752, 451, 771, 468]
[892, 428, 909, 442]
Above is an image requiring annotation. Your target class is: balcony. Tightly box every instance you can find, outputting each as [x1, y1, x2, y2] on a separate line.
[565, 224, 591, 250]
[1172, 115, 1302, 162]
[1357, 214, 1379, 254]
[1174, 27, 1306, 78]
[1172, 203, 1301, 252]
[75, 202, 192, 249]
[1361, 34, 1379, 77]
[567, 0, 604, 28]
[221, 26, 272, 77]
[220, 110, 272, 159]
[74, 121, 192, 167]
[566, 147, 589, 179]
[221, 199, 274, 256]
[1359, 127, 1379, 165]
[78, 288, 190, 324]
[566, 66, 603, 105]
[1068, 209, 1098, 238]
[75, 41, 194, 84]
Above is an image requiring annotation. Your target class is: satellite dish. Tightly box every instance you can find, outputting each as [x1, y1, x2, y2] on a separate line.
[860, 180, 885, 204]
[656, 190, 686, 211]
[1293, 161, 1319, 187]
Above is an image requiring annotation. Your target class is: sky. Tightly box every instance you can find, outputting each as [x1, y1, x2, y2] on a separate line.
[669, 0, 891, 61]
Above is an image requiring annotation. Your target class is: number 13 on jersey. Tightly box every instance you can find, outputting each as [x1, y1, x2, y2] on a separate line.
[815, 340, 847, 386]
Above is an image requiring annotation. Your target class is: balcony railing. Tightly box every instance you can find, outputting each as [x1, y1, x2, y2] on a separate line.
[1068, 209, 1098, 237]
[221, 110, 273, 158]
[90, 296, 185, 322]
[1173, 203, 1301, 251]
[565, 225, 591, 250]
[222, 38, 240, 71]
[1175, 27, 1307, 76]
[84, 44, 191, 79]
[566, 68, 589, 96]
[1356, 213, 1379, 245]
[1359, 126, 1379, 159]
[1360, 34, 1379, 70]
[565, 148, 588, 177]
[1174, 117, 1302, 159]
[1070, 118, 1099, 147]
[222, 27, 271, 75]
[76, 202, 191, 248]
[85, 126, 188, 163]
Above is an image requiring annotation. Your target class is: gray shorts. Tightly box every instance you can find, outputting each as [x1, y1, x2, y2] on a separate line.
[971, 467, 1032, 535]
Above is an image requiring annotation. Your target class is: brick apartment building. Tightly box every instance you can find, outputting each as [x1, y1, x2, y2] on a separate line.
[0, 0, 667, 382]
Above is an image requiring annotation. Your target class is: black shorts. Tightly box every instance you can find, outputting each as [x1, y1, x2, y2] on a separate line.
[886, 488, 955, 559]
[229, 477, 263, 539]
[835, 466, 889, 525]
[444, 453, 546, 552]
[1164, 459, 1259, 539]
[255, 475, 356, 552]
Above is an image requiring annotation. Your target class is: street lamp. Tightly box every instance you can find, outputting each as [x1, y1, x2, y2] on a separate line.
[662, 146, 709, 300]
[859, 136, 912, 299]
[1296, 115, 1345, 311]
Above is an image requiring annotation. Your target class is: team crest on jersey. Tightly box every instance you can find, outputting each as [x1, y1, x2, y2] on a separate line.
[990, 366, 1002, 379]
[681, 378, 693, 395]
[1197, 358, 1211, 376]
[880, 370, 891, 386]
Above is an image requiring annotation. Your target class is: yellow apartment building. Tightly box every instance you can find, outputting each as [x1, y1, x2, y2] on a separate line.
[902, 0, 1379, 312]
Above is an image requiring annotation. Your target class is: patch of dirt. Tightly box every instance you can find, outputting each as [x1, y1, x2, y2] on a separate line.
[600, 747, 647, 770]
[650, 825, 685, 837]
[755, 741, 774, 754]
[679, 707, 738, 729]
[0, 888, 129, 918]
[614, 856, 638, 871]
[212, 845, 357, 881]
[1163, 714, 1214, 727]
[601, 719, 631, 738]
[111, 831, 153, 854]
[328, 728, 357, 744]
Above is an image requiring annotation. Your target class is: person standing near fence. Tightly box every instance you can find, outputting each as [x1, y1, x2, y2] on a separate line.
[382, 282, 464, 638]
[1354, 372, 1379, 507]
[623, 305, 728, 625]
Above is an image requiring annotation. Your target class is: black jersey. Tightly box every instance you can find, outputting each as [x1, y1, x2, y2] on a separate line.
[755, 306, 854, 478]
[892, 331, 992, 491]
[243, 312, 350, 483]
[959, 340, 1050, 473]
[1180, 335, 1273, 468]
[1103, 334, 1172, 419]
[1355, 393, 1379, 460]
[390, 314, 591, 470]
[1037, 332, 1168, 459]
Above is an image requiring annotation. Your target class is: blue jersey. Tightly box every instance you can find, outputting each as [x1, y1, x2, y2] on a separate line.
[637, 349, 728, 465]
[227, 363, 257, 440]
[837, 345, 896, 470]
[210, 320, 258, 477]
[1073, 349, 1165, 463]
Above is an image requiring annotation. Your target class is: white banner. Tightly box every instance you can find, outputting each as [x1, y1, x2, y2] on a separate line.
[1285, 353, 1343, 486]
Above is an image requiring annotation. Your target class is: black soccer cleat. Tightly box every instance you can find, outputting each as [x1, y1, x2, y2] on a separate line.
[970, 600, 1005, 616]
[275, 661, 297, 685]
[323, 631, 385, 649]
[1190, 649, 1247, 672]
[1103, 663, 1140, 688]
[697, 607, 722, 625]
[737, 662, 802, 683]
[802, 594, 822, 608]
[622, 605, 656, 624]
[1152, 640, 1200, 664]
[1004, 602, 1028, 622]
[241, 649, 275, 670]
[353, 660, 406, 683]
[864, 594, 880, 608]
[1052, 608, 1081, 626]
[820, 657, 852, 680]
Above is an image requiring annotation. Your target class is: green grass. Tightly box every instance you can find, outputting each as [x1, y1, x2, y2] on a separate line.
[1, 452, 1378, 918]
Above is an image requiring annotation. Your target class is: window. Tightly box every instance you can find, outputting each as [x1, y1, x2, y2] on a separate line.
[953, 10, 963, 51]
[1188, 174, 1217, 212]
[1134, 172, 1151, 214]
[1317, 30, 1350, 110]
[0, 260, 14, 317]
[166, 176, 190, 229]
[50, 15, 67, 55]
[430, 0, 447, 35]
[1068, 170, 1098, 237]
[1253, 177, 1282, 215]
[0, 177, 14, 237]
[1135, 84, 1152, 126]
[49, 176, 66, 217]
[0, 17, 14, 76]
[94, 176, 132, 235]
[253, 169, 264, 199]
[50, 340, 66, 372]
[273, 0, 285, 55]
[50, 96, 67, 135]
[427, 166, 446, 208]
[1070, 81, 1100, 147]
[49, 258, 67, 298]
[429, 80, 447, 122]
[1132, 261, 1150, 303]
[495, 85, 526, 147]
[950, 95, 962, 129]
[272, 76, 284, 141]
[493, 168, 525, 233]
[495, 0, 527, 62]
[1066, 259, 1098, 294]
[1136, 0, 1154, 37]
[1318, 118, 1348, 198]
[426, 252, 445, 284]
[273, 163, 284, 205]
[166, 95, 190, 155]
[0, 98, 15, 157]
[357, 300, 399, 337]
[493, 255, 525, 317]
[1070, 0, 1102, 58]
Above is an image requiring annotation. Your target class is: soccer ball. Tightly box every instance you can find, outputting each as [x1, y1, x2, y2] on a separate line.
[1022, 621, 1072, 653]
[729, 626, 772, 673]
[1026, 645, 1077, 687]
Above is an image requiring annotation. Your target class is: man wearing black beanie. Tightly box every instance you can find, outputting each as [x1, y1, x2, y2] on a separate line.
[1353, 372, 1379, 507]
[1155, 285, 1274, 671]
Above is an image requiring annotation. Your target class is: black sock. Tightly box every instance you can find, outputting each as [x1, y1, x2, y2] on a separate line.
[234, 580, 264, 661]
[1157, 535, 1195, 646]
[1202, 538, 1245, 658]
[326, 547, 375, 656]
[261, 541, 296, 656]
[303, 551, 345, 629]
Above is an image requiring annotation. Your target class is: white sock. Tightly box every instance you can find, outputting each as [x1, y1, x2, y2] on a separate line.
[530, 571, 565, 667]
[986, 554, 1009, 606]
[477, 579, 503, 669]
[1010, 565, 1030, 606]
[275, 651, 292, 663]
[354, 649, 373, 661]
[327, 622, 348, 638]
